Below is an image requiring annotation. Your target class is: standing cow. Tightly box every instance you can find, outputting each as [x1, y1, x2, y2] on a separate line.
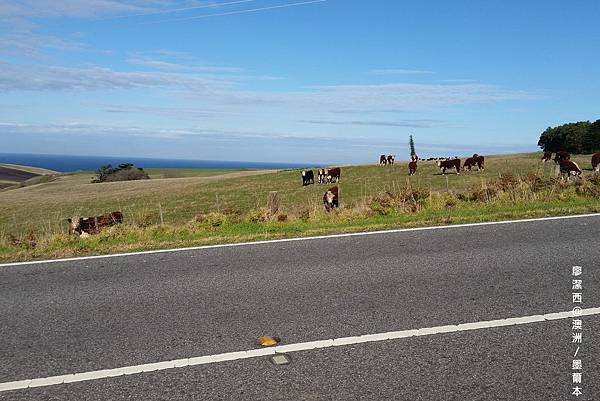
[323, 186, 339, 210]
[436, 158, 461, 175]
[408, 160, 417, 176]
[464, 154, 485, 171]
[387, 155, 395, 165]
[326, 167, 341, 183]
[318, 169, 327, 184]
[556, 160, 582, 179]
[379, 155, 387, 165]
[301, 170, 314, 186]
[592, 152, 600, 173]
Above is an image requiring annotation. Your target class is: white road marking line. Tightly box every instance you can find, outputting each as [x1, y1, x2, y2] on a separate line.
[1, 307, 599, 393]
[1, 213, 599, 268]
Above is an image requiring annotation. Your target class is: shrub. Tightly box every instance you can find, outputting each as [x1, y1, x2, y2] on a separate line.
[92, 163, 150, 183]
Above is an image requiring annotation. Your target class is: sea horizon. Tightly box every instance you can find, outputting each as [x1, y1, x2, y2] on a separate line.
[0, 153, 316, 173]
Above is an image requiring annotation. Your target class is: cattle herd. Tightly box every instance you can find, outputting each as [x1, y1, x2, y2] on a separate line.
[540, 150, 600, 178]
[66, 150, 600, 237]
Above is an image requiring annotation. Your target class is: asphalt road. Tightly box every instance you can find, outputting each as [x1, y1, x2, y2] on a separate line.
[1, 215, 599, 400]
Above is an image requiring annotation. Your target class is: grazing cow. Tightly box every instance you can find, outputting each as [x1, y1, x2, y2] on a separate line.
[556, 160, 582, 179]
[411, 154, 418, 162]
[408, 160, 417, 176]
[318, 168, 327, 184]
[592, 152, 600, 173]
[541, 151, 552, 162]
[301, 170, 314, 186]
[554, 151, 571, 164]
[379, 155, 387, 165]
[387, 155, 395, 165]
[323, 186, 339, 210]
[464, 154, 484, 171]
[463, 157, 476, 171]
[436, 158, 461, 175]
[326, 167, 341, 183]
[68, 211, 123, 236]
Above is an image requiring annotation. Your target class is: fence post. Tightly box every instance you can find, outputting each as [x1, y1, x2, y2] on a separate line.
[158, 202, 164, 225]
[268, 191, 280, 215]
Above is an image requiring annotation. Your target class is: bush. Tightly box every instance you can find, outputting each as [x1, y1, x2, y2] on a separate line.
[92, 163, 150, 183]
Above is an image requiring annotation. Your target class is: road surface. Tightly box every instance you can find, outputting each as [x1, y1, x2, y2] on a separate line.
[1, 215, 599, 400]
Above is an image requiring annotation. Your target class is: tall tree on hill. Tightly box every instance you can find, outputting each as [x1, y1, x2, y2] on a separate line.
[409, 135, 417, 159]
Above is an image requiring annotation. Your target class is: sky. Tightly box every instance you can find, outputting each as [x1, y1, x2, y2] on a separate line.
[0, 0, 599, 164]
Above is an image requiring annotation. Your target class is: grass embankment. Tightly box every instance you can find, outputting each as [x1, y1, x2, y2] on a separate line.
[1, 153, 599, 262]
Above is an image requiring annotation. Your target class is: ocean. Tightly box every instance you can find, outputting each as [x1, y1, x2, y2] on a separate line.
[0, 153, 311, 173]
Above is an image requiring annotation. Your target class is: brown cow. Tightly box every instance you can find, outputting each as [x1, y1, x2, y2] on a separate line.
[592, 152, 600, 173]
[554, 151, 571, 163]
[68, 211, 123, 236]
[556, 160, 582, 179]
[463, 157, 476, 171]
[379, 155, 387, 165]
[323, 186, 339, 210]
[464, 154, 484, 171]
[408, 160, 417, 176]
[436, 158, 461, 175]
[541, 151, 552, 162]
[326, 167, 341, 183]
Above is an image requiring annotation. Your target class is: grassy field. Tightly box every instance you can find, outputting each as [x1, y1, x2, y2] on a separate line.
[0, 163, 57, 175]
[0, 152, 599, 262]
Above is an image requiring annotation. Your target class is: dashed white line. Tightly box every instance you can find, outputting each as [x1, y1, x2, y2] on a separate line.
[1, 213, 599, 268]
[1, 307, 599, 393]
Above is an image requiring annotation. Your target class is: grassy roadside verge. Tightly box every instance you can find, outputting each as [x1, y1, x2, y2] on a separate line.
[1, 197, 598, 263]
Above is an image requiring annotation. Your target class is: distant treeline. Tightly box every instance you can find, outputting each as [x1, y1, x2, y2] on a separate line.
[538, 119, 600, 153]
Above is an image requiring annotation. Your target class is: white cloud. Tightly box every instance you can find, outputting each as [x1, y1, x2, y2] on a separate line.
[0, 60, 232, 91]
[299, 119, 448, 128]
[182, 82, 535, 113]
[0, 121, 535, 157]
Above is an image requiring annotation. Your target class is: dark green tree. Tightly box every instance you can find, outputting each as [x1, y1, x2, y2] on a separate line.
[582, 120, 600, 152]
[409, 135, 417, 158]
[537, 120, 596, 153]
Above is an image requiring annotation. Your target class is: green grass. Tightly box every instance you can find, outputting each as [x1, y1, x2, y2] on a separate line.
[1, 152, 599, 262]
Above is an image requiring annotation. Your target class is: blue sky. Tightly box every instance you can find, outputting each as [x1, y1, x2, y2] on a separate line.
[0, 0, 598, 163]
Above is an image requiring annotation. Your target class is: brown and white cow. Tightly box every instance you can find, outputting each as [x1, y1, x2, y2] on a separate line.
[326, 167, 341, 183]
[556, 160, 582, 179]
[408, 160, 417, 176]
[592, 152, 600, 173]
[541, 151, 552, 162]
[554, 151, 571, 164]
[323, 186, 339, 210]
[436, 158, 461, 175]
[68, 211, 123, 236]
[464, 154, 485, 171]
[379, 155, 387, 165]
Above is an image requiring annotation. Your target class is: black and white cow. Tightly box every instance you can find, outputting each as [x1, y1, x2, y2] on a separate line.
[301, 170, 314, 186]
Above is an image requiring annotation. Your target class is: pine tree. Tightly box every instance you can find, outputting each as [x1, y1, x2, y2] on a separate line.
[409, 135, 417, 159]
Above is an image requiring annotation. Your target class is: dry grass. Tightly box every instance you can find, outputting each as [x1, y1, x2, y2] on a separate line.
[1, 152, 600, 262]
